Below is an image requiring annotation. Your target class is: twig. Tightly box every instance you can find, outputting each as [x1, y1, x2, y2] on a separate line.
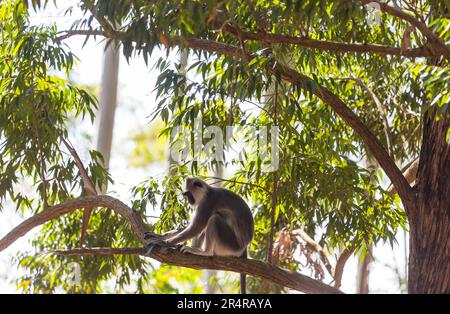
[291, 229, 335, 278]
[60, 137, 97, 247]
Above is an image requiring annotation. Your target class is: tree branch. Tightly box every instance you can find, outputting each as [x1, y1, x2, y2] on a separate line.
[220, 24, 432, 58]
[50, 246, 343, 294]
[56, 29, 106, 42]
[360, 0, 450, 60]
[60, 137, 97, 247]
[81, 1, 117, 37]
[0, 196, 147, 252]
[0, 196, 342, 294]
[333, 247, 355, 288]
[56, 28, 433, 59]
[262, 58, 415, 209]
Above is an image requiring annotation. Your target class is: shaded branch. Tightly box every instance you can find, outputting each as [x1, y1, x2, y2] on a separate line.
[50, 246, 343, 294]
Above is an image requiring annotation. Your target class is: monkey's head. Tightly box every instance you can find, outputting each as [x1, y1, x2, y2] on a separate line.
[182, 177, 207, 206]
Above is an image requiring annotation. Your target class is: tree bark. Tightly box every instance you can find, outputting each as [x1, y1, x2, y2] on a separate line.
[408, 111, 450, 293]
[50, 246, 343, 294]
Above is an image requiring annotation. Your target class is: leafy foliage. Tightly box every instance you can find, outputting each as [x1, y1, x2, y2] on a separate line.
[1, 0, 449, 293]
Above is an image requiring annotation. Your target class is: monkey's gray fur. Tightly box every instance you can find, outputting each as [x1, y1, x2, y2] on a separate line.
[145, 177, 254, 293]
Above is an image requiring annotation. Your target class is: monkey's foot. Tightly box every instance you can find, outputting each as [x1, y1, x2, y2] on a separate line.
[144, 237, 181, 255]
[180, 245, 213, 256]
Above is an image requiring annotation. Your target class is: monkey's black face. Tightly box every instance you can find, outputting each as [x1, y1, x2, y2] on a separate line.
[182, 191, 196, 205]
[184, 177, 207, 205]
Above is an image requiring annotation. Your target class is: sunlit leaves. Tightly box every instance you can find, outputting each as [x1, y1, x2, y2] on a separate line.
[0, 3, 98, 212]
[410, 64, 450, 116]
[4, 0, 449, 292]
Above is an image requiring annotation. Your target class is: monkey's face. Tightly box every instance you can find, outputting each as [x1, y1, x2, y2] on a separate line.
[182, 177, 207, 206]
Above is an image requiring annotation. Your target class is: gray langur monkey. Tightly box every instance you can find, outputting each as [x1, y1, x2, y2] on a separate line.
[145, 177, 254, 293]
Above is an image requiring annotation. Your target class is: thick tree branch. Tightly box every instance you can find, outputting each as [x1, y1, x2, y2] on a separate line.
[57, 28, 433, 59]
[257, 58, 415, 208]
[50, 246, 342, 294]
[220, 24, 432, 58]
[0, 196, 342, 294]
[0, 196, 147, 252]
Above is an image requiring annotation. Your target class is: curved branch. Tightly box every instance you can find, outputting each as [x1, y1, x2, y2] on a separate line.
[220, 24, 432, 58]
[0, 196, 148, 252]
[0, 196, 342, 294]
[50, 247, 343, 294]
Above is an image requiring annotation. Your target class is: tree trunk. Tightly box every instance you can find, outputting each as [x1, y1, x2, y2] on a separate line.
[408, 111, 450, 293]
[96, 41, 120, 192]
[356, 248, 372, 294]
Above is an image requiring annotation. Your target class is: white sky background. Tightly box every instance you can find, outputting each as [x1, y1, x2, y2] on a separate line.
[0, 1, 408, 293]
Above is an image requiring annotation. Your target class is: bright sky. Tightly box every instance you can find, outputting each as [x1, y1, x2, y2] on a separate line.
[0, 1, 408, 293]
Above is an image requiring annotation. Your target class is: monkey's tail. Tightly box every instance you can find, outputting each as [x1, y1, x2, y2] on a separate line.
[240, 249, 247, 294]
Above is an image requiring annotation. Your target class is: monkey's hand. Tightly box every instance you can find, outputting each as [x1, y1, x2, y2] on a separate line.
[144, 238, 182, 256]
[144, 231, 164, 240]
[144, 233, 181, 249]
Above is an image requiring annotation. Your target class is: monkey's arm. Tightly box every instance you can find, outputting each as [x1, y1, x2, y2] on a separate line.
[144, 229, 183, 241]
[166, 206, 210, 244]
[161, 229, 183, 239]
